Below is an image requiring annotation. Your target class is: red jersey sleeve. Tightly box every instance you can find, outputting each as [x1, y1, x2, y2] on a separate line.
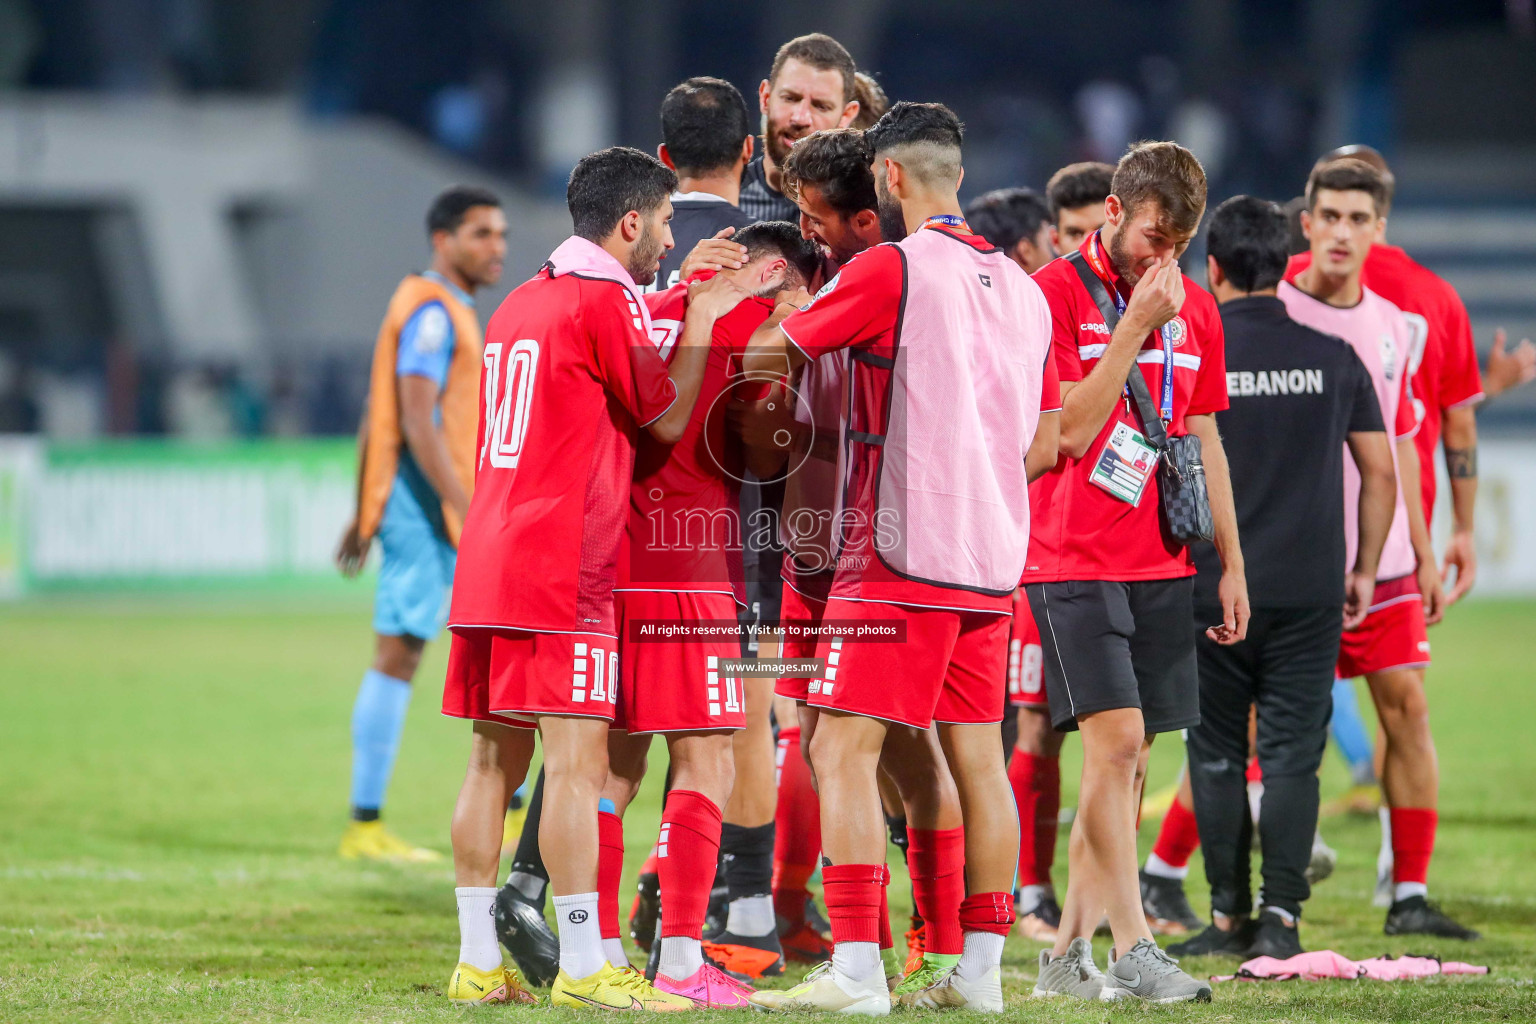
[780, 245, 903, 360]
[1438, 291, 1485, 410]
[1186, 287, 1229, 416]
[1032, 266, 1088, 386]
[1394, 370, 1421, 440]
[1040, 349, 1062, 413]
[587, 280, 678, 427]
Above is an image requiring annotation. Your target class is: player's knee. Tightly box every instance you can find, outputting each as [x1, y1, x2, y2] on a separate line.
[374, 633, 425, 680]
[1014, 708, 1059, 756]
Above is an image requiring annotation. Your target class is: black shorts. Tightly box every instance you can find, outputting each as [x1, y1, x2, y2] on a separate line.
[1025, 577, 1199, 734]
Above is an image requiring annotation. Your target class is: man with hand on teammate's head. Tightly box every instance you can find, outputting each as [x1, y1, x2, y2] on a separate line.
[439, 146, 749, 1010]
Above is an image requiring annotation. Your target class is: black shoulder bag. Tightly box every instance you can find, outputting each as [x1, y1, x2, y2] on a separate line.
[1066, 252, 1214, 543]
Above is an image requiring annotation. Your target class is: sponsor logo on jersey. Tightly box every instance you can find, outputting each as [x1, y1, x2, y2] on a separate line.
[1079, 321, 1111, 336]
[1380, 333, 1399, 381]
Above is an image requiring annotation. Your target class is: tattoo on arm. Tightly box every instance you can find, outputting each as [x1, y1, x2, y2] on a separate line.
[1445, 445, 1478, 479]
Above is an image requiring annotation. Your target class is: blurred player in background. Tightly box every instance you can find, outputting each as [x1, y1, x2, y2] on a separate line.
[850, 72, 889, 130]
[1281, 159, 1477, 940]
[740, 34, 862, 222]
[1044, 161, 1114, 254]
[440, 146, 746, 1008]
[334, 186, 505, 864]
[965, 188, 1056, 273]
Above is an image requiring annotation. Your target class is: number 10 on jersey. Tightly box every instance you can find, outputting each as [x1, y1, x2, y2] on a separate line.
[481, 339, 539, 469]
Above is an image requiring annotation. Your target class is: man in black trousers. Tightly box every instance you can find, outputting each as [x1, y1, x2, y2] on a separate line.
[1171, 196, 1398, 958]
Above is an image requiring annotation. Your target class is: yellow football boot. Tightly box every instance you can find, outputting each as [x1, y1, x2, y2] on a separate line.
[447, 961, 538, 1004]
[550, 962, 695, 1011]
[338, 820, 443, 863]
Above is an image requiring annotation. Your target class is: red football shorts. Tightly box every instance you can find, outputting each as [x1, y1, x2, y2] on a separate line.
[775, 579, 828, 702]
[614, 589, 747, 734]
[1007, 588, 1047, 709]
[1337, 575, 1431, 678]
[443, 627, 618, 727]
[805, 597, 1009, 729]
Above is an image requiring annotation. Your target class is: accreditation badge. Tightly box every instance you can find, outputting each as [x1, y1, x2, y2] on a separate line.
[1088, 422, 1160, 506]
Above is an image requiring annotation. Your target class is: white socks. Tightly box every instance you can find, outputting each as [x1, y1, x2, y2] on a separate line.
[603, 937, 629, 968]
[455, 887, 502, 972]
[832, 940, 881, 982]
[1017, 883, 1050, 915]
[1144, 851, 1188, 881]
[552, 892, 606, 979]
[956, 930, 1005, 980]
[1395, 881, 1428, 902]
[725, 894, 776, 937]
[658, 936, 704, 980]
[1377, 806, 1395, 877]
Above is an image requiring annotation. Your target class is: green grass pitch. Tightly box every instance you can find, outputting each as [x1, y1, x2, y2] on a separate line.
[1, 594, 1533, 1021]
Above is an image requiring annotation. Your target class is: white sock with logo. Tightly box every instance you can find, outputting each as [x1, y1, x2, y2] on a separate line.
[552, 892, 605, 979]
[455, 887, 502, 972]
[658, 936, 704, 981]
[603, 937, 628, 968]
[956, 930, 1005, 980]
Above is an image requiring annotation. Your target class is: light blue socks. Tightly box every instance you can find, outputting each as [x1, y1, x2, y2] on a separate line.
[349, 669, 413, 816]
[1330, 677, 1375, 785]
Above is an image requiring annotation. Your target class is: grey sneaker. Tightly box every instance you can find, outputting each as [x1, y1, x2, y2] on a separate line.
[1104, 938, 1212, 1003]
[1031, 937, 1108, 1001]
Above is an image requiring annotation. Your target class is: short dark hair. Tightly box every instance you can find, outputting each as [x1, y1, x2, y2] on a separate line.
[734, 221, 823, 285]
[1045, 162, 1114, 219]
[965, 188, 1051, 253]
[781, 128, 876, 216]
[850, 72, 889, 130]
[864, 101, 964, 154]
[1305, 158, 1389, 217]
[566, 147, 678, 242]
[660, 77, 752, 176]
[427, 185, 501, 237]
[769, 33, 857, 104]
[1207, 195, 1290, 293]
[1112, 141, 1207, 234]
[1314, 144, 1395, 213]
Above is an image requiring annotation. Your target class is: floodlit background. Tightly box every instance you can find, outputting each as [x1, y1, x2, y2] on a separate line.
[1, 5, 1534, 1022]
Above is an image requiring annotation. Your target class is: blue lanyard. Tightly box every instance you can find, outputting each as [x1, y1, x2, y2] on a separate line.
[1089, 233, 1174, 423]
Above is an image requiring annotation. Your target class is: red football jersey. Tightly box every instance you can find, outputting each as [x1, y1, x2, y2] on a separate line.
[780, 229, 1061, 613]
[1024, 233, 1229, 584]
[620, 281, 775, 602]
[1287, 244, 1483, 521]
[448, 268, 678, 638]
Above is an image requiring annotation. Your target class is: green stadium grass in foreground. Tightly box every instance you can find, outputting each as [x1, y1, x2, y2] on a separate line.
[1, 594, 1533, 1022]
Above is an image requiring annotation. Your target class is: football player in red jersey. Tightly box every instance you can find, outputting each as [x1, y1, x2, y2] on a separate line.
[745, 103, 1062, 1013]
[439, 146, 753, 1010]
[593, 223, 820, 1005]
[740, 126, 986, 997]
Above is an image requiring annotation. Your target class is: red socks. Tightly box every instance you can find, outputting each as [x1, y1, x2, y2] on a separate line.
[906, 826, 965, 955]
[772, 727, 823, 921]
[823, 863, 887, 945]
[878, 864, 893, 949]
[1151, 793, 1201, 870]
[1391, 807, 1437, 885]
[597, 810, 625, 941]
[1008, 752, 1060, 887]
[958, 891, 1015, 937]
[658, 790, 723, 939]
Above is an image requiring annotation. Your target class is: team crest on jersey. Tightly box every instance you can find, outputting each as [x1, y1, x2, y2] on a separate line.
[1165, 315, 1188, 348]
[1379, 333, 1399, 380]
[413, 305, 449, 354]
[803, 272, 840, 310]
